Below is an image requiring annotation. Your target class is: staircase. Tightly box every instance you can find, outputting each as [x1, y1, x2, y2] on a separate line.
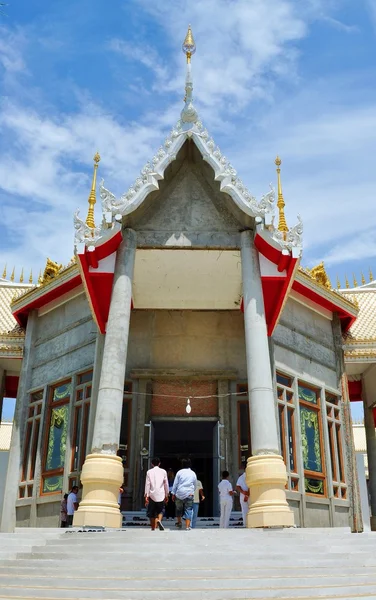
[122, 511, 244, 528]
[0, 527, 376, 599]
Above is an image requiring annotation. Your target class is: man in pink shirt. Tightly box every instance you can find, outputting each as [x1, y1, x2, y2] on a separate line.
[144, 457, 169, 531]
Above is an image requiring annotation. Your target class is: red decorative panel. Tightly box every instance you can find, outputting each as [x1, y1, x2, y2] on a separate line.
[4, 375, 19, 398]
[348, 380, 362, 402]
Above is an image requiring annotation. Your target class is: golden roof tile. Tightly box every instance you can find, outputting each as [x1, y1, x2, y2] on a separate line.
[0, 281, 34, 335]
[342, 289, 376, 341]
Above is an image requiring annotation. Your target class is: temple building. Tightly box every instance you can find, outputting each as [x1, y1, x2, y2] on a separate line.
[1, 28, 373, 532]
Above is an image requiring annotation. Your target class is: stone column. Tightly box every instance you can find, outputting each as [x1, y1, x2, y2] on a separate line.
[74, 229, 137, 528]
[363, 398, 376, 531]
[240, 230, 294, 528]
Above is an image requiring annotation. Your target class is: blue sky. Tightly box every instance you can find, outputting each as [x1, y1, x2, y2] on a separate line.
[0, 0, 376, 289]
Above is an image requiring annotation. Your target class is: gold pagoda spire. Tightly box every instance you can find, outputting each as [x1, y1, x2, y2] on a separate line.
[353, 274, 358, 287]
[345, 275, 350, 289]
[38, 269, 43, 284]
[2, 264, 6, 279]
[182, 25, 196, 63]
[19, 268, 24, 283]
[275, 156, 288, 236]
[336, 276, 341, 289]
[29, 269, 33, 284]
[10, 267, 15, 282]
[86, 152, 101, 229]
[370, 267, 374, 282]
[361, 272, 366, 285]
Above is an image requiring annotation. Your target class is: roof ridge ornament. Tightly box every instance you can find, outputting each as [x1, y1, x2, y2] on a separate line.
[86, 152, 101, 229]
[275, 156, 288, 237]
[181, 25, 198, 125]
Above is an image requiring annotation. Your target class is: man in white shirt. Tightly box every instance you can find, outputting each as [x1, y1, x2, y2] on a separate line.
[172, 458, 197, 531]
[67, 486, 79, 526]
[218, 470, 234, 528]
[236, 471, 249, 527]
[144, 457, 169, 531]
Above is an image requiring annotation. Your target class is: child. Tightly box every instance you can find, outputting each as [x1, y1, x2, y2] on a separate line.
[218, 470, 234, 528]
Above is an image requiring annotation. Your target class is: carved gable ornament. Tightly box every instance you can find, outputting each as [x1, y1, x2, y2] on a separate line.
[308, 262, 332, 290]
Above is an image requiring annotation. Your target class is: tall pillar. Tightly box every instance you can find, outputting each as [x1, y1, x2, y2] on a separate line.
[74, 229, 137, 528]
[363, 398, 376, 531]
[240, 230, 294, 528]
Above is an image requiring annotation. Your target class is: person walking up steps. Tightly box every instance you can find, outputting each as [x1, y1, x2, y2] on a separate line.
[172, 458, 197, 531]
[236, 471, 250, 527]
[218, 471, 234, 528]
[145, 457, 169, 531]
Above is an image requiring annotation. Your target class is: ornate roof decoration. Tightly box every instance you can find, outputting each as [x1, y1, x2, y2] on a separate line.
[86, 152, 101, 229]
[42, 258, 63, 284]
[73, 27, 303, 259]
[275, 156, 288, 235]
[307, 262, 332, 290]
[297, 266, 358, 310]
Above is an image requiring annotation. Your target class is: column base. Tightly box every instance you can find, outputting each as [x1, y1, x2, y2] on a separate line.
[73, 453, 123, 529]
[245, 454, 295, 528]
[371, 516, 376, 532]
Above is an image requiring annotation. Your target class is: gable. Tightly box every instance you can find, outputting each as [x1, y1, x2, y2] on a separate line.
[126, 141, 245, 249]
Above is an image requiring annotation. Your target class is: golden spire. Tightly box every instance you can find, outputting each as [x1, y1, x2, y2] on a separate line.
[345, 275, 350, 289]
[275, 156, 288, 236]
[336, 276, 341, 289]
[361, 272, 366, 285]
[370, 267, 374, 282]
[2, 264, 6, 279]
[86, 152, 101, 229]
[38, 270, 43, 284]
[353, 274, 358, 287]
[182, 25, 196, 63]
[19, 268, 24, 283]
[10, 267, 15, 282]
[29, 269, 33, 284]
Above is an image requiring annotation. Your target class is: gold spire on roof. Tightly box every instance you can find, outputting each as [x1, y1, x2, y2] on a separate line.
[38, 270, 43, 284]
[182, 25, 196, 63]
[29, 269, 33, 284]
[353, 274, 358, 287]
[86, 152, 101, 229]
[2, 264, 6, 279]
[345, 275, 350, 289]
[10, 267, 15, 282]
[370, 267, 374, 282]
[361, 272, 366, 285]
[275, 156, 288, 236]
[19, 268, 24, 283]
[336, 276, 341, 289]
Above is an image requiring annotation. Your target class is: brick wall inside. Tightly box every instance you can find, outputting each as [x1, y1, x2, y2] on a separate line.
[151, 380, 218, 417]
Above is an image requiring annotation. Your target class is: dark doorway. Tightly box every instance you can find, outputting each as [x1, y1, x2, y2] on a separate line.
[152, 420, 216, 516]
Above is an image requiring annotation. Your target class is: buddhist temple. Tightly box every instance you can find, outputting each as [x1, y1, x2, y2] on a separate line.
[1, 27, 374, 532]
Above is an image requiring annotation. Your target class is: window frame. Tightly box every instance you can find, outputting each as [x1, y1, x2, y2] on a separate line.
[19, 389, 44, 500]
[276, 373, 299, 492]
[40, 380, 71, 497]
[68, 370, 93, 485]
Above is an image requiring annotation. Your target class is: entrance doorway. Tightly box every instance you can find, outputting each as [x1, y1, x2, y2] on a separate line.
[152, 420, 220, 516]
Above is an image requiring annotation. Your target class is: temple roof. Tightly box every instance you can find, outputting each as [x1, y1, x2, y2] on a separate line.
[0, 280, 32, 335]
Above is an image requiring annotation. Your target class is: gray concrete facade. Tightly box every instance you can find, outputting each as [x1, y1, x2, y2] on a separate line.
[2, 143, 354, 529]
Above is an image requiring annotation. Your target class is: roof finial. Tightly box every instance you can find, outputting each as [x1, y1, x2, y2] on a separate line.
[2, 264, 6, 279]
[345, 275, 350, 289]
[361, 272, 366, 285]
[10, 267, 15, 282]
[19, 268, 24, 283]
[86, 152, 101, 229]
[275, 156, 288, 237]
[181, 26, 198, 124]
[182, 25, 196, 64]
[38, 269, 43, 285]
[353, 274, 358, 287]
[336, 276, 341, 289]
[370, 267, 374, 282]
[29, 269, 33, 284]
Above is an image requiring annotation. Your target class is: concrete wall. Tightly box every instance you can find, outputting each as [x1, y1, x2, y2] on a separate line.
[30, 293, 97, 389]
[274, 298, 337, 388]
[127, 310, 247, 377]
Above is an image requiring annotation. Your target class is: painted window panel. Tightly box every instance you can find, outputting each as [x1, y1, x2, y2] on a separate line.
[52, 383, 71, 402]
[298, 385, 318, 405]
[300, 406, 322, 473]
[44, 405, 68, 472]
[42, 474, 63, 494]
[304, 477, 324, 495]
